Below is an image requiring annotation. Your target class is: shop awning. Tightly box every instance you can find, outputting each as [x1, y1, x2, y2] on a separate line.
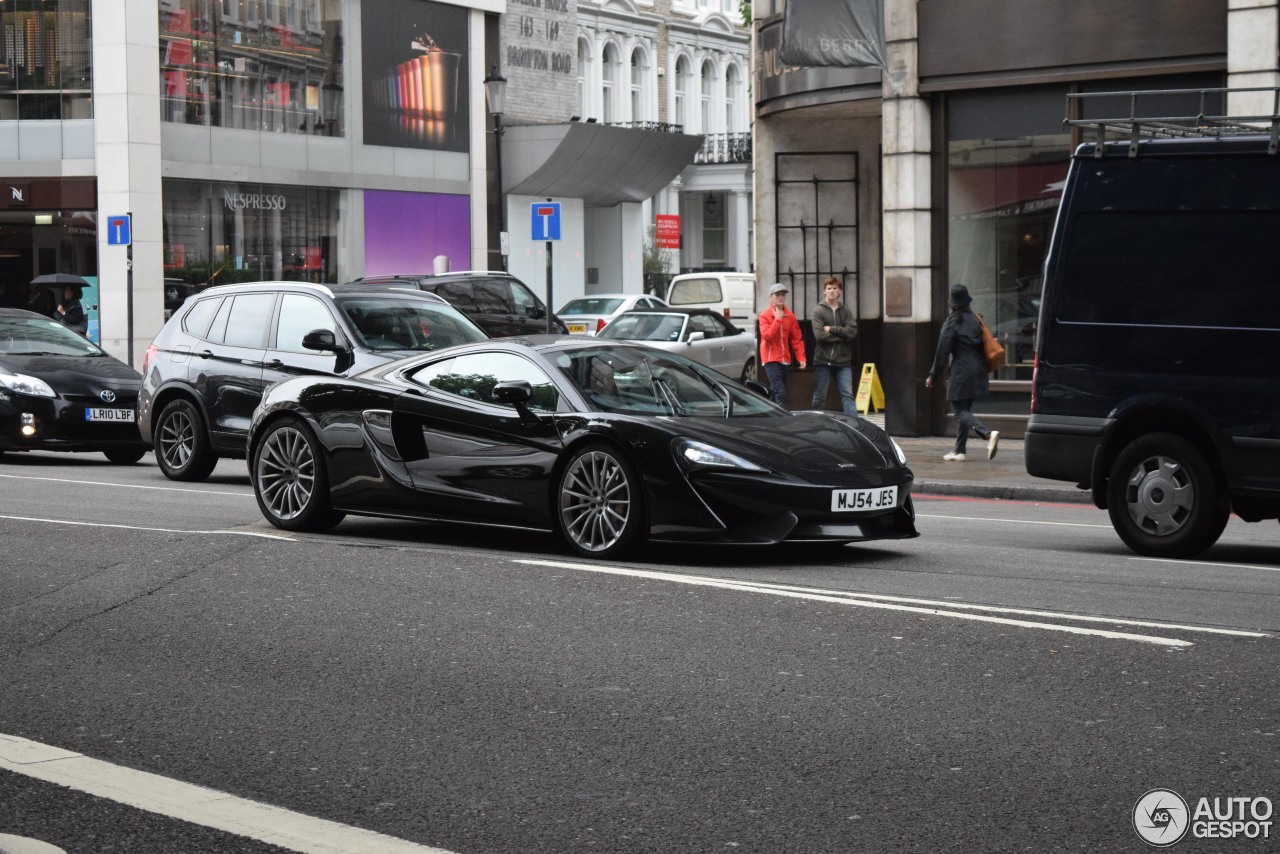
[503, 123, 705, 206]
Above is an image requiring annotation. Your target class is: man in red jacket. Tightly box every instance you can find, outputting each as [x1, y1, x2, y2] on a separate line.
[758, 282, 807, 409]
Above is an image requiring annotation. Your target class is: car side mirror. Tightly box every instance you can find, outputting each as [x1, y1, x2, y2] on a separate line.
[302, 329, 345, 352]
[491, 380, 532, 404]
[527, 305, 546, 319]
[686, 331, 706, 343]
[744, 379, 770, 398]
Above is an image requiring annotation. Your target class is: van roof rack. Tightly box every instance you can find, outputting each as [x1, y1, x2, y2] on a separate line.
[1065, 87, 1280, 157]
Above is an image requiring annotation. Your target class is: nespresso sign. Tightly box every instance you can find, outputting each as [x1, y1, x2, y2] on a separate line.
[223, 191, 288, 211]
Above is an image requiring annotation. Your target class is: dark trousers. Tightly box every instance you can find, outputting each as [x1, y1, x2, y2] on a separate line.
[951, 398, 991, 453]
[811, 363, 856, 415]
[764, 362, 790, 409]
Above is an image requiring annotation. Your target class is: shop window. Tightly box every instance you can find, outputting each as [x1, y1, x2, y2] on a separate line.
[0, 0, 94, 121]
[160, 0, 344, 136]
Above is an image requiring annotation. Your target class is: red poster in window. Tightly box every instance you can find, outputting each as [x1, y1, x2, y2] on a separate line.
[303, 246, 322, 270]
[164, 70, 187, 97]
[267, 82, 291, 106]
[165, 39, 193, 67]
[655, 214, 681, 249]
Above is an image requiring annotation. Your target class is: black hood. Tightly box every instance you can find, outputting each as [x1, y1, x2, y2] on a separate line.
[1, 352, 142, 395]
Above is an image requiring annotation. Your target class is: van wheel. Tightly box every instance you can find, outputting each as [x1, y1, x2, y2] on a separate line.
[740, 357, 758, 383]
[1106, 433, 1229, 558]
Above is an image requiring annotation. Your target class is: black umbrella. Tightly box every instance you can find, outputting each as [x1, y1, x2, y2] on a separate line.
[31, 273, 90, 288]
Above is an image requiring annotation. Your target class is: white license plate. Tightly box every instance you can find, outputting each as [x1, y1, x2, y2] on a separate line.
[85, 408, 135, 422]
[831, 485, 898, 512]
[567, 323, 588, 333]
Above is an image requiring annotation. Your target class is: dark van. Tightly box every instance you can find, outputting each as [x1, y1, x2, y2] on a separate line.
[1025, 100, 1280, 557]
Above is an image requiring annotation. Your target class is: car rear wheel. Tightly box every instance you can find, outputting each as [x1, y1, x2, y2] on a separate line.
[154, 399, 218, 481]
[103, 447, 147, 465]
[1106, 432, 1229, 558]
[252, 417, 345, 532]
[556, 443, 646, 559]
[741, 356, 758, 383]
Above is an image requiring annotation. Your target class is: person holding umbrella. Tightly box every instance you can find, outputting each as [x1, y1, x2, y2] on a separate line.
[55, 283, 87, 335]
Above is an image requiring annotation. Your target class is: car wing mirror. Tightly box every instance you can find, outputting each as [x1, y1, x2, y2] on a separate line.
[686, 331, 706, 343]
[744, 379, 770, 398]
[302, 329, 345, 352]
[492, 380, 532, 404]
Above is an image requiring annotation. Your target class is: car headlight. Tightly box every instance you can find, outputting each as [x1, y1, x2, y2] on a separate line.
[673, 438, 766, 472]
[890, 438, 907, 465]
[0, 372, 55, 398]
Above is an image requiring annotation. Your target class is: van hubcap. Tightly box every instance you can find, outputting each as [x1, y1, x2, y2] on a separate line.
[1124, 454, 1194, 536]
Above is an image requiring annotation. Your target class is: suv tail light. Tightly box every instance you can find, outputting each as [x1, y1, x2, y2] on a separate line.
[596, 317, 608, 334]
[1029, 351, 1039, 413]
[142, 344, 159, 376]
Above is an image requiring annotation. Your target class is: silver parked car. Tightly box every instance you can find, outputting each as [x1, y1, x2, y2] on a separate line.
[597, 307, 757, 381]
[558, 292, 669, 336]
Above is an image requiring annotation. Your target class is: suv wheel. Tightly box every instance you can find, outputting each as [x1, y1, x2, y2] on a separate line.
[154, 399, 218, 482]
[1106, 432, 1229, 558]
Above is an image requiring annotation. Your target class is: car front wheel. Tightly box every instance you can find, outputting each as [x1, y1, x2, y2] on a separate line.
[556, 443, 646, 559]
[252, 417, 345, 532]
[154, 398, 218, 481]
[1106, 432, 1229, 558]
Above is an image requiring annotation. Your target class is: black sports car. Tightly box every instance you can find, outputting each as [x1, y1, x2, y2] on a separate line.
[247, 336, 917, 558]
[0, 308, 148, 463]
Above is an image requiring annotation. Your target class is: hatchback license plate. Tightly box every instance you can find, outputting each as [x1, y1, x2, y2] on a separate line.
[568, 323, 587, 333]
[831, 485, 897, 512]
[85, 407, 134, 422]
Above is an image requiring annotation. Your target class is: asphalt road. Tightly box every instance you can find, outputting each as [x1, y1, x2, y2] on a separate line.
[1, 452, 1277, 854]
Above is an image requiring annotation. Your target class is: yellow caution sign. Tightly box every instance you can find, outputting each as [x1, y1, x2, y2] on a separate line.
[855, 363, 884, 414]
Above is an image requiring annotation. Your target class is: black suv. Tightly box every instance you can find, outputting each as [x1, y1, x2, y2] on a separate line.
[353, 271, 568, 337]
[1025, 94, 1280, 557]
[138, 281, 487, 481]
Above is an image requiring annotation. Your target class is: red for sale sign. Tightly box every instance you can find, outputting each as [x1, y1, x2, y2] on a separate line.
[655, 214, 681, 249]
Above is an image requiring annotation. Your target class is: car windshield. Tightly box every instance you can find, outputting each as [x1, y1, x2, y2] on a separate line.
[561, 297, 624, 315]
[597, 313, 686, 342]
[555, 345, 776, 417]
[0, 316, 105, 356]
[338, 298, 487, 352]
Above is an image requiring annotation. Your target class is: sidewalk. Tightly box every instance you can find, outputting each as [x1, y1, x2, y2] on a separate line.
[887, 432, 1092, 504]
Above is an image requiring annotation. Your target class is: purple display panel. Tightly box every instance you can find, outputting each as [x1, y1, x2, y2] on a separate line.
[363, 190, 471, 275]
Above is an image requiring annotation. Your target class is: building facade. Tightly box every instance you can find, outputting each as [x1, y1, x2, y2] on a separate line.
[754, 0, 1277, 436]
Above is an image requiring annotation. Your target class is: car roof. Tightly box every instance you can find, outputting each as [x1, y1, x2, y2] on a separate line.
[617, 307, 721, 318]
[352, 271, 521, 284]
[187, 280, 448, 304]
[0, 307, 58, 319]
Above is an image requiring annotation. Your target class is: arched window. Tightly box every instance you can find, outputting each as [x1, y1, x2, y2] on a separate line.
[725, 64, 739, 132]
[578, 39, 590, 118]
[630, 49, 644, 123]
[674, 56, 690, 129]
[602, 44, 619, 124]
[700, 61, 713, 134]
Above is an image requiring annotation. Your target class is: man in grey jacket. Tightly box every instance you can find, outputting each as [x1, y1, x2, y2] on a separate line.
[810, 276, 858, 414]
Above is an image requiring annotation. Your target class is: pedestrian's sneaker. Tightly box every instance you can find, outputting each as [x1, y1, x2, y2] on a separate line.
[987, 431, 1001, 460]
[943, 452, 966, 462]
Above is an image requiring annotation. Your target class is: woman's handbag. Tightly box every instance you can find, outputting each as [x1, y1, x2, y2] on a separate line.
[977, 314, 1005, 373]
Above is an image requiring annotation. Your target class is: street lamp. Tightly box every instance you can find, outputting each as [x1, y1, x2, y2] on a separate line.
[484, 67, 508, 271]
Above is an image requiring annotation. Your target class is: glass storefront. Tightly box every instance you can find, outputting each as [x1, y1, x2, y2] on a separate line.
[947, 85, 1070, 384]
[0, 0, 93, 120]
[162, 179, 339, 311]
[159, 0, 344, 136]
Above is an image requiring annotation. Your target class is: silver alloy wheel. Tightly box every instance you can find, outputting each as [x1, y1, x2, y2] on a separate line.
[560, 450, 632, 553]
[256, 425, 317, 521]
[158, 407, 196, 471]
[1124, 453, 1194, 536]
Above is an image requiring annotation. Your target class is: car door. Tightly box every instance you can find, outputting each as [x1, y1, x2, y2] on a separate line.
[188, 291, 274, 442]
[508, 280, 562, 335]
[684, 313, 733, 375]
[263, 293, 351, 386]
[391, 350, 566, 526]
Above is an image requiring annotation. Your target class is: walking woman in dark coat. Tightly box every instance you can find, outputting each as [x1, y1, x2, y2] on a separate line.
[925, 283, 1000, 461]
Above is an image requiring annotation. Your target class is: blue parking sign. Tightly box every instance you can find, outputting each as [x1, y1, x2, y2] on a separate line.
[107, 214, 131, 246]
[532, 202, 560, 241]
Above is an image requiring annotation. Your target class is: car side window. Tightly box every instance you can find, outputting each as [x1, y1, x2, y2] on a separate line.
[275, 294, 338, 352]
[473, 281, 513, 313]
[409, 352, 562, 412]
[435, 283, 478, 311]
[182, 297, 223, 339]
[223, 293, 277, 348]
[510, 283, 539, 316]
[688, 314, 721, 339]
[205, 295, 234, 343]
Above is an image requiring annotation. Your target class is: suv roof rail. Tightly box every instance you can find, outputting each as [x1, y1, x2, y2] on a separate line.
[203, 280, 336, 297]
[1065, 87, 1280, 157]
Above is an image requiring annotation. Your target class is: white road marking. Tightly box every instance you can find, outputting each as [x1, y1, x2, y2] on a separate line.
[0, 473, 245, 498]
[1129, 556, 1280, 574]
[917, 512, 1112, 529]
[0, 734, 456, 854]
[515, 560, 1197, 646]
[0, 514, 293, 541]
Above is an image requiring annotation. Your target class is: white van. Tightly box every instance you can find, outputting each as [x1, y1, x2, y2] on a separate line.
[665, 273, 756, 326]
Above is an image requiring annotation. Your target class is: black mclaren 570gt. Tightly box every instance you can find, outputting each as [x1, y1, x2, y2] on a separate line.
[247, 336, 918, 558]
